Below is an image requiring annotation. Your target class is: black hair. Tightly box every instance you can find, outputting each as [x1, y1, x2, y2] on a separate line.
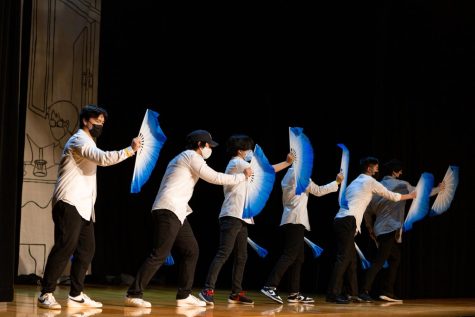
[185, 140, 202, 150]
[226, 134, 255, 158]
[383, 159, 403, 176]
[79, 104, 108, 128]
[359, 156, 379, 173]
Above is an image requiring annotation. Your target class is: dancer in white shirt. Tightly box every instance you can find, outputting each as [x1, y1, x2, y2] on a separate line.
[38, 105, 141, 310]
[326, 157, 416, 304]
[199, 134, 293, 306]
[125, 130, 252, 308]
[361, 159, 443, 302]
[260, 167, 343, 304]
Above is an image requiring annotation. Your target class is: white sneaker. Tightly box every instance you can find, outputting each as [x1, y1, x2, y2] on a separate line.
[379, 294, 403, 303]
[124, 297, 152, 308]
[176, 295, 206, 307]
[67, 292, 102, 308]
[38, 293, 61, 310]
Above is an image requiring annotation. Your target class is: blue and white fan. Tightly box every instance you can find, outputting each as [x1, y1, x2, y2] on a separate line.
[247, 237, 268, 258]
[337, 144, 349, 208]
[243, 144, 276, 218]
[403, 172, 434, 232]
[289, 127, 314, 195]
[164, 254, 174, 266]
[304, 237, 324, 258]
[131, 109, 167, 193]
[430, 165, 459, 216]
[354, 242, 371, 270]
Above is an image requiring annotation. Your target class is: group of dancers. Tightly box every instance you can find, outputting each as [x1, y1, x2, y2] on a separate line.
[36, 105, 444, 310]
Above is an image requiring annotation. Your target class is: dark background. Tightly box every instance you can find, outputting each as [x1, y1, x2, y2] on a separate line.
[89, 0, 474, 298]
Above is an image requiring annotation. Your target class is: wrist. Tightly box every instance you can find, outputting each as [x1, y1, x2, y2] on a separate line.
[125, 146, 135, 157]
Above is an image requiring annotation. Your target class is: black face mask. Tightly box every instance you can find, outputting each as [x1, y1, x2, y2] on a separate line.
[89, 124, 103, 138]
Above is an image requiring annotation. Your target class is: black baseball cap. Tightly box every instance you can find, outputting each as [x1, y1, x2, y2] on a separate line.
[186, 129, 219, 147]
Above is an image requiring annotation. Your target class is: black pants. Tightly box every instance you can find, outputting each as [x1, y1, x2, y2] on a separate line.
[41, 201, 95, 297]
[265, 224, 305, 293]
[361, 230, 401, 295]
[327, 216, 358, 297]
[204, 216, 248, 293]
[127, 209, 199, 299]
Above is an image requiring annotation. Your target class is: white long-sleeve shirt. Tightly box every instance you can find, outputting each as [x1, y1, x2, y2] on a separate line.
[280, 167, 339, 231]
[152, 150, 246, 223]
[219, 157, 254, 224]
[52, 129, 135, 221]
[335, 173, 402, 233]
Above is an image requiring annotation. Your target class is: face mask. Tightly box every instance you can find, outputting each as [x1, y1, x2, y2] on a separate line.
[89, 124, 103, 138]
[244, 150, 254, 162]
[201, 146, 212, 159]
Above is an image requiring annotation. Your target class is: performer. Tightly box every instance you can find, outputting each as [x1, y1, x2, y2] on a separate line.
[260, 168, 344, 304]
[38, 105, 141, 310]
[199, 134, 293, 305]
[361, 159, 444, 302]
[125, 130, 252, 308]
[326, 157, 416, 304]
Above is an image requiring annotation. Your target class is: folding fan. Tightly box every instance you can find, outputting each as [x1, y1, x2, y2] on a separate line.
[403, 172, 434, 232]
[354, 242, 371, 270]
[247, 237, 268, 258]
[130, 109, 167, 193]
[304, 237, 323, 258]
[243, 144, 276, 219]
[354, 243, 389, 269]
[164, 254, 174, 266]
[430, 165, 459, 216]
[289, 127, 314, 195]
[337, 143, 349, 208]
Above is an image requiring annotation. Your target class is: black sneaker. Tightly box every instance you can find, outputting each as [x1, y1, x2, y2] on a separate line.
[325, 294, 350, 304]
[287, 293, 314, 304]
[228, 292, 254, 305]
[198, 288, 214, 306]
[260, 286, 283, 304]
[379, 294, 403, 303]
[348, 295, 365, 303]
[358, 292, 374, 303]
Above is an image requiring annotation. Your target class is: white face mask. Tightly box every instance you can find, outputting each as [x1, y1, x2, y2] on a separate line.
[201, 146, 212, 159]
[244, 150, 254, 162]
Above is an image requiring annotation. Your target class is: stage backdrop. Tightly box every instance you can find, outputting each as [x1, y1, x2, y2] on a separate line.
[19, 0, 101, 277]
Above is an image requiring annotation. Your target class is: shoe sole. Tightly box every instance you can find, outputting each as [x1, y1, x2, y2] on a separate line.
[260, 290, 283, 304]
[37, 303, 61, 310]
[288, 300, 315, 304]
[325, 298, 350, 304]
[124, 301, 152, 308]
[227, 299, 254, 305]
[176, 303, 206, 307]
[198, 293, 214, 306]
[66, 301, 103, 308]
[379, 295, 403, 303]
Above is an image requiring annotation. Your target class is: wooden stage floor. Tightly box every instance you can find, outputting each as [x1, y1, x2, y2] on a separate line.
[1, 285, 474, 316]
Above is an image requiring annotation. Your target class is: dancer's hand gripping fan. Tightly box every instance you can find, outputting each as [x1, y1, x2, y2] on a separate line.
[403, 172, 434, 232]
[337, 144, 349, 209]
[242, 144, 276, 219]
[130, 109, 167, 193]
[289, 127, 314, 195]
[430, 165, 459, 216]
